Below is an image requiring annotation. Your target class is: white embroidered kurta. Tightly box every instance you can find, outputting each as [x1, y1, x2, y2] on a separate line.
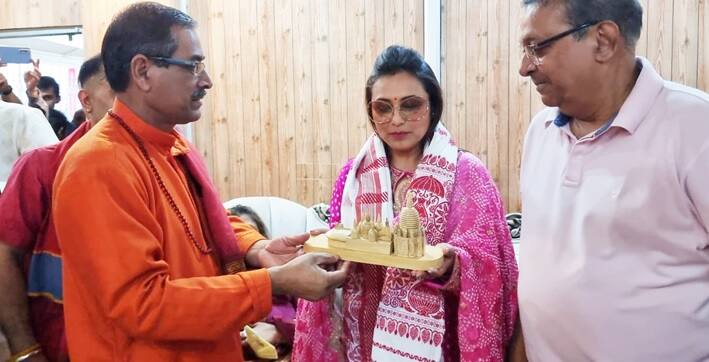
[0, 101, 57, 190]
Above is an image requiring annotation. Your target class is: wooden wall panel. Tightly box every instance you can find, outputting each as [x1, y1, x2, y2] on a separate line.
[364, 0, 385, 85]
[700, 0, 709, 91]
[0, 0, 80, 29]
[329, 0, 350, 186]
[224, 1, 248, 199]
[274, 0, 297, 201]
[5, 0, 703, 212]
[239, 0, 265, 197]
[404, 0, 425, 52]
[487, 0, 511, 203]
[508, 0, 532, 214]
[82, 0, 179, 56]
[206, 0, 235, 197]
[673, 0, 699, 86]
[257, 0, 279, 198]
[384, 0, 405, 47]
[292, 0, 316, 205]
[190, 0, 425, 205]
[442, 0, 467, 157]
[345, 0, 367, 159]
[19, 0, 698, 211]
[312, 0, 333, 204]
[645, 0, 674, 78]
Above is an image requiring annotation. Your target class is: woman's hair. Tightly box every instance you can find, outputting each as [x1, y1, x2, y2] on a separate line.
[229, 205, 269, 238]
[365, 45, 443, 149]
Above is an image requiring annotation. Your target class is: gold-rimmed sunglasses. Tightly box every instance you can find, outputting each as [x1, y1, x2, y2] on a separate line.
[368, 96, 430, 125]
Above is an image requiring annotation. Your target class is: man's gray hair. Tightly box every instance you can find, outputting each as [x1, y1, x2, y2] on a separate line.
[523, 0, 643, 48]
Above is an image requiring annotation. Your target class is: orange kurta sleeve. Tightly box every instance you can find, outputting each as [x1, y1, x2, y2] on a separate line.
[53, 143, 272, 344]
[229, 215, 266, 255]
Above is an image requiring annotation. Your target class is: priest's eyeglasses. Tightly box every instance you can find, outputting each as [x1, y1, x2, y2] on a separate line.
[149, 56, 206, 75]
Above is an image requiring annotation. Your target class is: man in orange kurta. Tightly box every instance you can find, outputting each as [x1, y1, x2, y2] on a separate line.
[51, 3, 347, 361]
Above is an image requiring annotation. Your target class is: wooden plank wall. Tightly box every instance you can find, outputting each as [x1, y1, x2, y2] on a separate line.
[0, 0, 175, 57]
[0, 1, 176, 55]
[442, 0, 709, 212]
[0, 0, 81, 29]
[81, 0, 180, 55]
[3, 0, 707, 211]
[189, 0, 425, 206]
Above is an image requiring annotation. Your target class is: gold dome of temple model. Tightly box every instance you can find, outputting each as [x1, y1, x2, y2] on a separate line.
[391, 191, 424, 257]
[398, 192, 420, 230]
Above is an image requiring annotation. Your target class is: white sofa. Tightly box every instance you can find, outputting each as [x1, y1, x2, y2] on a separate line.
[223, 196, 328, 238]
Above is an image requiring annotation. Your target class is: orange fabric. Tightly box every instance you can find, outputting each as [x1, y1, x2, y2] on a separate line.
[229, 215, 266, 254]
[52, 99, 272, 362]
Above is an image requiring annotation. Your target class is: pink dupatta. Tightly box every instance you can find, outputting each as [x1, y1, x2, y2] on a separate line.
[293, 125, 518, 361]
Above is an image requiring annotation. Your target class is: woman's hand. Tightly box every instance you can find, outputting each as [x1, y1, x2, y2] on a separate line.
[412, 243, 456, 280]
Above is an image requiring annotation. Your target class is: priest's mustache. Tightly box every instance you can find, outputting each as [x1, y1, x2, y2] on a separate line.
[192, 89, 207, 101]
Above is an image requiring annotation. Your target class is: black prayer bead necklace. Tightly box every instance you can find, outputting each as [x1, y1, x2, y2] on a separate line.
[108, 110, 213, 255]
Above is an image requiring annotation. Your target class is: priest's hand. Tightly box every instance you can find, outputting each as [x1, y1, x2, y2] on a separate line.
[247, 228, 329, 268]
[268, 253, 350, 301]
[255, 233, 308, 268]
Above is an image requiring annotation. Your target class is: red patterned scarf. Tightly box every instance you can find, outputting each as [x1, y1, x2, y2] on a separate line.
[339, 124, 458, 361]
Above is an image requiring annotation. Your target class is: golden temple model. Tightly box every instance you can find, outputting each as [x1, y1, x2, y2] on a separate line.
[305, 191, 443, 271]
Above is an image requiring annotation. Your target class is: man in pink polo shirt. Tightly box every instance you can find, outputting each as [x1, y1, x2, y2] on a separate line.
[517, 0, 709, 360]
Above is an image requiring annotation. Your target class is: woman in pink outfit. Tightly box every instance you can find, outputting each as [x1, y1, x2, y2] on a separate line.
[293, 45, 518, 362]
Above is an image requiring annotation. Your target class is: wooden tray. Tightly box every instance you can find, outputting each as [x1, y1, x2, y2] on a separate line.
[304, 233, 443, 271]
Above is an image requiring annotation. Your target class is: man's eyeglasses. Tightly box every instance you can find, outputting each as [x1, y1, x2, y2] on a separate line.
[368, 96, 429, 125]
[523, 20, 600, 66]
[149, 56, 206, 75]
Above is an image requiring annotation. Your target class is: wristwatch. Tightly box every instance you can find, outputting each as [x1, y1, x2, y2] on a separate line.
[1, 85, 12, 96]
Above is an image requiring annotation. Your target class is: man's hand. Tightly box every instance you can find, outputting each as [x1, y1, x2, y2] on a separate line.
[268, 253, 349, 301]
[0, 72, 22, 104]
[247, 228, 330, 268]
[0, 73, 11, 94]
[23, 59, 41, 97]
[0, 244, 48, 362]
[507, 315, 528, 362]
[256, 233, 308, 268]
[307, 228, 328, 236]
